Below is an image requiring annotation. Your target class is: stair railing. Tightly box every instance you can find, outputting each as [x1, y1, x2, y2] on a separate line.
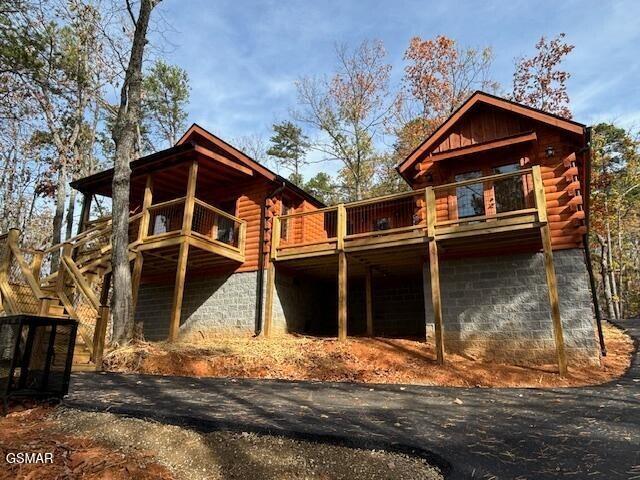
[0, 229, 59, 316]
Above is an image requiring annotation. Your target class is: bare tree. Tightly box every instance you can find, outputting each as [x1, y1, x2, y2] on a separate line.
[294, 40, 392, 201]
[110, 0, 161, 344]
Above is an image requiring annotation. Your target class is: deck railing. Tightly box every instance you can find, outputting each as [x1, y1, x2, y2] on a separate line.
[147, 197, 186, 238]
[192, 198, 246, 250]
[429, 167, 539, 239]
[273, 166, 546, 257]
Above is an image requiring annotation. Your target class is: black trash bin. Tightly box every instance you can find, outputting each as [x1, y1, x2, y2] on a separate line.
[0, 315, 77, 412]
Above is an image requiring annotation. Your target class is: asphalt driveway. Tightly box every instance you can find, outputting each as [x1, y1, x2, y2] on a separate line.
[66, 320, 640, 479]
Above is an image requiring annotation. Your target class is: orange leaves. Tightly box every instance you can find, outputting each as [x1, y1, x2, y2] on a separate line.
[512, 33, 575, 119]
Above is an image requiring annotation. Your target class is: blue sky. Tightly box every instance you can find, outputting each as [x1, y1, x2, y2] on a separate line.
[151, 0, 640, 177]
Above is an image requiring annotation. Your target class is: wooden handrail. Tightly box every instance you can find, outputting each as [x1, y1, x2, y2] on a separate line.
[61, 255, 100, 310]
[193, 198, 245, 224]
[435, 208, 539, 227]
[433, 167, 533, 191]
[7, 230, 47, 300]
[147, 196, 187, 211]
[344, 188, 426, 209]
[278, 205, 339, 221]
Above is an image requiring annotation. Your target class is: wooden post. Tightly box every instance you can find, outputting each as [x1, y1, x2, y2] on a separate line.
[76, 193, 93, 235]
[338, 250, 347, 342]
[425, 188, 445, 364]
[55, 243, 73, 296]
[337, 203, 346, 250]
[425, 187, 436, 238]
[422, 260, 431, 342]
[93, 305, 110, 371]
[365, 267, 373, 336]
[238, 221, 247, 252]
[270, 216, 281, 261]
[31, 250, 44, 280]
[138, 175, 153, 242]
[182, 160, 198, 236]
[541, 224, 568, 376]
[131, 252, 144, 315]
[168, 241, 189, 341]
[532, 165, 547, 224]
[263, 261, 276, 337]
[429, 239, 445, 364]
[534, 165, 567, 376]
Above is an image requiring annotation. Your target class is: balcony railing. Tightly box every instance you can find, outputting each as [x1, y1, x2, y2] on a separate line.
[273, 166, 546, 259]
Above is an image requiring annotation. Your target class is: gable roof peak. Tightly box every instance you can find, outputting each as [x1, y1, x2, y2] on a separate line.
[396, 91, 585, 177]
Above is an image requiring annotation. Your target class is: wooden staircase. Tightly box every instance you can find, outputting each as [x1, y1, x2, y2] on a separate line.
[0, 216, 139, 371]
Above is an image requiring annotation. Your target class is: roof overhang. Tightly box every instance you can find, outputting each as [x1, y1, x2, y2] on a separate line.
[397, 91, 586, 181]
[71, 123, 325, 208]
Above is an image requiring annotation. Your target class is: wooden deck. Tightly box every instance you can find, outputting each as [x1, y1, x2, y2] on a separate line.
[272, 167, 546, 261]
[266, 166, 569, 375]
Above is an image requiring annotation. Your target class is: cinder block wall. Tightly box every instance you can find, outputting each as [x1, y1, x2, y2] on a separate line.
[424, 249, 600, 365]
[136, 271, 260, 341]
[135, 269, 316, 340]
[135, 248, 600, 366]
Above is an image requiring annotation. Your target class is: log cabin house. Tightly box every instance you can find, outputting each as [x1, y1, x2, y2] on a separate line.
[0, 92, 602, 374]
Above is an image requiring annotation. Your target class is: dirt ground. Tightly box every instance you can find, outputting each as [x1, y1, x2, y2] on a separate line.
[0, 405, 173, 480]
[0, 406, 443, 480]
[104, 321, 634, 387]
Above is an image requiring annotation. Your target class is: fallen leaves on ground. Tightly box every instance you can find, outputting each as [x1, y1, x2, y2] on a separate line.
[0, 406, 174, 480]
[103, 322, 633, 388]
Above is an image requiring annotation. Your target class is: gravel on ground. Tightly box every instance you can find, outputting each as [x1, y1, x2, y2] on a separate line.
[50, 407, 444, 480]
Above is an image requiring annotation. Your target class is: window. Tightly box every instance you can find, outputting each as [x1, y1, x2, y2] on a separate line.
[455, 171, 485, 218]
[493, 163, 525, 213]
[280, 200, 293, 240]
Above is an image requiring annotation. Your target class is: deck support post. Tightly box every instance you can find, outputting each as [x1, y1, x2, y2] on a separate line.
[338, 250, 347, 342]
[131, 252, 144, 334]
[365, 266, 373, 336]
[533, 165, 567, 376]
[541, 225, 568, 376]
[337, 203, 347, 341]
[138, 175, 153, 242]
[182, 161, 198, 236]
[426, 186, 445, 364]
[168, 163, 197, 342]
[263, 261, 276, 338]
[428, 239, 445, 364]
[168, 241, 189, 342]
[93, 305, 110, 371]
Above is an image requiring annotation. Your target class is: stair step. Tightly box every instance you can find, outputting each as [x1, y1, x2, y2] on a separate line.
[47, 305, 66, 316]
[72, 363, 97, 372]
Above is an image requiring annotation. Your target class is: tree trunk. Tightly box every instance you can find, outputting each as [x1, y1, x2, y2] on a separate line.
[110, 0, 159, 345]
[50, 159, 67, 269]
[598, 235, 616, 320]
[606, 221, 620, 319]
[65, 188, 77, 241]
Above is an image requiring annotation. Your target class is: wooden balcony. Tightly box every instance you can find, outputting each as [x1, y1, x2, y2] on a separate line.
[272, 166, 547, 262]
[135, 196, 246, 264]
